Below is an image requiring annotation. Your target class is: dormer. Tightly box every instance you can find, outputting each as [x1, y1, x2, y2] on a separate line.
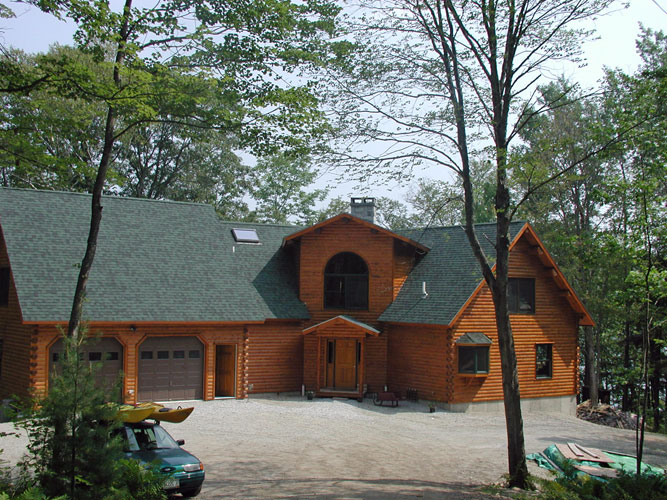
[283, 210, 428, 327]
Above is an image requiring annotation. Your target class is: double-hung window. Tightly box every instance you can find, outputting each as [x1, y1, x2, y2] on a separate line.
[508, 278, 535, 314]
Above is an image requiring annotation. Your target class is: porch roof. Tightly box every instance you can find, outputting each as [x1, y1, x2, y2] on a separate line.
[302, 315, 380, 336]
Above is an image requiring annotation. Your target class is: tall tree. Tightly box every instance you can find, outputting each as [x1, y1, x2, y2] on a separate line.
[249, 152, 327, 224]
[1, 0, 342, 338]
[327, 0, 615, 487]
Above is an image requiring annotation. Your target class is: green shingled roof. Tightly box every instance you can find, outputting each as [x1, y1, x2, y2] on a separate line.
[0, 188, 309, 323]
[379, 221, 526, 326]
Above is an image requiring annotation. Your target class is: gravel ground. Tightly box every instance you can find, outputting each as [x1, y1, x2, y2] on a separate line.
[1, 395, 666, 499]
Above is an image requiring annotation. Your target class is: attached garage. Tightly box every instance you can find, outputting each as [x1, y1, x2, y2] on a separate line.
[138, 336, 203, 402]
[49, 337, 124, 396]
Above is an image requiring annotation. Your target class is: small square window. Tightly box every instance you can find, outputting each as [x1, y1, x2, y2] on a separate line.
[106, 352, 119, 361]
[157, 351, 169, 360]
[188, 350, 200, 359]
[140, 351, 153, 360]
[88, 352, 102, 361]
[536, 344, 553, 379]
[52, 352, 59, 363]
[508, 278, 535, 314]
[173, 350, 185, 359]
[458, 346, 489, 374]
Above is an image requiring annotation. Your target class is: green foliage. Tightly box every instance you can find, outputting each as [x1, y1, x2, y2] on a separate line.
[530, 472, 667, 500]
[248, 152, 326, 224]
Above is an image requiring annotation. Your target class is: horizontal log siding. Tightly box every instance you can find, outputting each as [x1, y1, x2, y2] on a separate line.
[303, 335, 319, 391]
[386, 323, 450, 401]
[246, 322, 303, 394]
[299, 219, 395, 329]
[0, 231, 32, 400]
[393, 241, 416, 300]
[32, 323, 250, 403]
[450, 238, 579, 403]
[364, 334, 387, 391]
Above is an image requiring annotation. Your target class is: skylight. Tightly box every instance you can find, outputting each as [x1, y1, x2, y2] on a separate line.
[232, 228, 259, 243]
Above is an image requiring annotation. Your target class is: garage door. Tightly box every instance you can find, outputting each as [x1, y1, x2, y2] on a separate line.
[138, 336, 203, 402]
[50, 337, 124, 398]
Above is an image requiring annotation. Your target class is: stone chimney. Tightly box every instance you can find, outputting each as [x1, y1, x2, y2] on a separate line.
[350, 197, 376, 224]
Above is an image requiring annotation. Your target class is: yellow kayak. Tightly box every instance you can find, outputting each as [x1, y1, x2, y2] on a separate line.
[136, 402, 194, 423]
[116, 405, 155, 423]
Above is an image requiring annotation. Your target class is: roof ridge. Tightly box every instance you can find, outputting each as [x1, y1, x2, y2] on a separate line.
[219, 220, 304, 229]
[0, 187, 211, 208]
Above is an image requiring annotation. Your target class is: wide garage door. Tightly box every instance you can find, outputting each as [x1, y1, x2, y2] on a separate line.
[50, 337, 124, 397]
[138, 336, 203, 402]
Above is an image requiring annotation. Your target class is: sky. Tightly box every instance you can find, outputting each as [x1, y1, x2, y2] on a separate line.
[1, 0, 666, 206]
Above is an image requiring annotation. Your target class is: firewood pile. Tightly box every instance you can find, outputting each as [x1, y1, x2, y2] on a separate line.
[577, 400, 637, 430]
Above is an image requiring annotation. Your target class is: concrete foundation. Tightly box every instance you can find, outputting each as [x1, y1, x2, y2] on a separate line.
[442, 395, 576, 415]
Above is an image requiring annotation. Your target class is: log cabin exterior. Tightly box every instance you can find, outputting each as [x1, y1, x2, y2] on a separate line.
[0, 189, 593, 413]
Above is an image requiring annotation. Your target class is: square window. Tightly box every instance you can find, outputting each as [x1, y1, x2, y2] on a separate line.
[508, 278, 535, 314]
[140, 351, 153, 360]
[157, 351, 169, 360]
[458, 346, 489, 374]
[173, 350, 185, 359]
[536, 344, 553, 379]
[88, 352, 102, 361]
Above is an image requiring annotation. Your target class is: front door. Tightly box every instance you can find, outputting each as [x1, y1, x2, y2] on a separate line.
[326, 339, 358, 390]
[215, 345, 236, 397]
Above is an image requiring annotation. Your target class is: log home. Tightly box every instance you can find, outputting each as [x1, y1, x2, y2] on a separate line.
[0, 189, 592, 413]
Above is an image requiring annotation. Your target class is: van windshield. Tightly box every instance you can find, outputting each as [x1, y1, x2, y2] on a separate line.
[124, 424, 179, 451]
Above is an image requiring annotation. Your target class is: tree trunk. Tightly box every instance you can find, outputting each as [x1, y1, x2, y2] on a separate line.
[621, 320, 631, 411]
[584, 326, 598, 406]
[650, 339, 661, 432]
[66, 0, 133, 338]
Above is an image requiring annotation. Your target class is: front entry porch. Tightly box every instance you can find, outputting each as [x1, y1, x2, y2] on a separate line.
[302, 315, 380, 398]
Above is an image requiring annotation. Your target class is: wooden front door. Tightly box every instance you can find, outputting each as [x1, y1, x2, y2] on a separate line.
[326, 339, 358, 390]
[215, 345, 236, 397]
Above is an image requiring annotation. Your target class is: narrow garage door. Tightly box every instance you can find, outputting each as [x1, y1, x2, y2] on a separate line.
[138, 336, 203, 402]
[50, 337, 124, 397]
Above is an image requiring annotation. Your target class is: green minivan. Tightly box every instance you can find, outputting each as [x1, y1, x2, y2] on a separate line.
[121, 421, 205, 497]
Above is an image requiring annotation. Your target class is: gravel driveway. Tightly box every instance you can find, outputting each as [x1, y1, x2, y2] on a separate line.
[2, 395, 666, 499]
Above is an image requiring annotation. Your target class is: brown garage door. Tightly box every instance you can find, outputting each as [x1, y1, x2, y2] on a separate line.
[50, 337, 124, 398]
[138, 336, 203, 402]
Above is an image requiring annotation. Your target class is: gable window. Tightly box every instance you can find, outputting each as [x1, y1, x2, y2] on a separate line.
[0, 268, 9, 306]
[508, 278, 535, 314]
[324, 252, 368, 310]
[536, 344, 553, 379]
[456, 332, 491, 374]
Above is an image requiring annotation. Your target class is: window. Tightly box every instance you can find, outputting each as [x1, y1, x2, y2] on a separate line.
[173, 350, 185, 359]
[508, 278, 535, 314]
[324, 252, 368, 310]
[456, 332, 492, 374]
[88, 352, 102, 361]
[157, 351, 169, 360]
[0, 268, 9, 306]
[458, 346, 490, 374]
[106, 352, 119, 361]
[188, 350, 200, 359]
[140, 351, 153, 360]
[536, 344, 553, 379]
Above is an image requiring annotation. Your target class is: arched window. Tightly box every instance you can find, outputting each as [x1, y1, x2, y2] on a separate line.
[324, 252, 368, 310]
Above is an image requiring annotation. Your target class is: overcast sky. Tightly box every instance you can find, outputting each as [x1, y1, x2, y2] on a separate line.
[1, 0, 665, 205]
